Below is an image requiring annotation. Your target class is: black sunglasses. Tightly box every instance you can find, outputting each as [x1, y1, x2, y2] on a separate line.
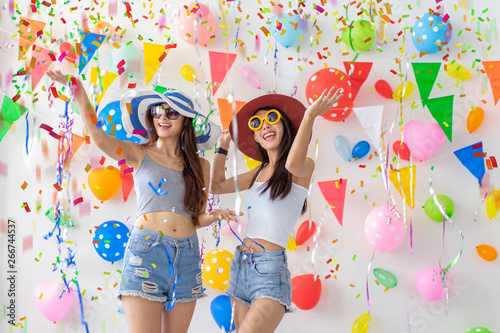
[150, 105, 180, 120]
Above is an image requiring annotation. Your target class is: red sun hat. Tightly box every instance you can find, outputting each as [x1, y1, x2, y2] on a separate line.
[229, 94, 306, 161]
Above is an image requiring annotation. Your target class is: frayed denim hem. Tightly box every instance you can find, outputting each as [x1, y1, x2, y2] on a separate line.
[117, 290, 166, 304]
[251, 296, 295, 313]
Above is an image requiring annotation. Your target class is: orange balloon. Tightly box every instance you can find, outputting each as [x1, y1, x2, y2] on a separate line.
[88, 166, 121, 201]
[466, 107, 484, 133]
[476, 244, 497, 261]
[91, 22, 115, 36]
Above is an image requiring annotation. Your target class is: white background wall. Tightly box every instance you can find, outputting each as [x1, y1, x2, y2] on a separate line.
[1, 0, 500, 332]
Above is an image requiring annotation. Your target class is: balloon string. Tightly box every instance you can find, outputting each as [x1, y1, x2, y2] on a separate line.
[473, 191, 489, 222]
[311, 206, 328, 280]
[365, 247, 376, 314]
[154, 242, 178, 310]
[428, 171, 464, 309]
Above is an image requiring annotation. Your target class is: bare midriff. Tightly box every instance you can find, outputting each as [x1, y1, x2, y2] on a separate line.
[242, 237, 284, 252]
[134, 211, 196, 238]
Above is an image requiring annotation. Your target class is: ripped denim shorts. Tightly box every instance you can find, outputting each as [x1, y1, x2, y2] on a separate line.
[226, 246, 293, 312]
[117, 226, 206, 306]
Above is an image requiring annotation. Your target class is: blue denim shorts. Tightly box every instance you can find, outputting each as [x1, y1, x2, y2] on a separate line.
[226, 246, 293, 312]
[117, 226, 206, 306]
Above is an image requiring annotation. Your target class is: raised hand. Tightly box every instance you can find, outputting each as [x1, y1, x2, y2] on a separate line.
[217, 130, 232, 149]
[46, 70, 72, 86]
[305, 87, 343, 119]
[208, 208, 243, 223]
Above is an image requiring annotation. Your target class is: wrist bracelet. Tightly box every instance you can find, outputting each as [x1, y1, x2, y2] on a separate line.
[214, 147, 228, 156]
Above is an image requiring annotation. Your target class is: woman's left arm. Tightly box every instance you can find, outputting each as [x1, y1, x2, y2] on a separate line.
[285, 87, 343, 178]
[195, 158, 242, 228]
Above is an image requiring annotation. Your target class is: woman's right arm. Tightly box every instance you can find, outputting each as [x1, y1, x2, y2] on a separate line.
[209, 132, 256, 195]
[47, 70, 142, 166]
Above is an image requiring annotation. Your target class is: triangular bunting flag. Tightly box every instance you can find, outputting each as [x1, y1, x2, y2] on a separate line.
[120, 163, 134, 202]
[482, 61, 500, 105]
[30, 46, 55, 90]
[412, 62, 441, 106]
[18, 17, 46, 60]
[343, 62, 373, 100]
[0, 95, 28, 142]
[58, 132, 85, 169]
[352, 105, 383, 147]
[389, 165, 416, 209]
[90, 67, 118, 107]
[143, 42, 168, 86]
[217, 98, 246, 130]
[425, 95, 454, 142]
[78, 31, 106, 74]
[454, 142, 486, 185]
[318, 179, 347, 226]
[209, 51, 237, 95]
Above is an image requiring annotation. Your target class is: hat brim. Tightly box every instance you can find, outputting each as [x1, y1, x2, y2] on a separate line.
[229, 94, 306, 161]
[120, 89, 220, 150]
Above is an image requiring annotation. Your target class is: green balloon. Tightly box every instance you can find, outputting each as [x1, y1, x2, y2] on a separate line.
[424, 195, 454, 222]
[466, 328, 493, 333]
[45, 207, 74, 227]
[342, 20, 375, 52]
[373, 268, 398, 288]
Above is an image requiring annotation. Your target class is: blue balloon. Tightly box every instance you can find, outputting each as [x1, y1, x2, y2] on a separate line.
[93, 221, 130, 262]
[352, 140, 371, 159]
[210, 295, 235, 332]
[411, 12, 452, 54]
[334, 135, 352, 161]
[97, 100, 142, 143]
[269, 14, 307, 48]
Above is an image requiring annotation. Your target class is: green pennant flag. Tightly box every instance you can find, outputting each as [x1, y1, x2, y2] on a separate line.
[425, 95, 454, 142]
[412, 62, 442, 106]
[0, 95, 28, 142]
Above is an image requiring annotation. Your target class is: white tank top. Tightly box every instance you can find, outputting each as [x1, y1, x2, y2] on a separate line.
[245, 170, 308, 248]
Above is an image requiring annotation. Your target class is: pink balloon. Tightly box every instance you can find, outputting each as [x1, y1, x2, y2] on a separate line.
[34, 283, 74, 322]
[364, 206, 407, 252]
[241, 66, 261, 89]
[220, 220, 245, 236]
[175, 3, 215, 46]
[415, 267, 449, 301]
[403, 120, 445, 162]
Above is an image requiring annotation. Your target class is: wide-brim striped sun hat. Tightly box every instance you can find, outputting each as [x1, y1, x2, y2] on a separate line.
[120, 89, 220, 150]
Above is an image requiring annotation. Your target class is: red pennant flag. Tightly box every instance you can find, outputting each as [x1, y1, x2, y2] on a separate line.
[30, 46, 55, 90]
[120, 163, 134, 202]
[318, 179, 348, 226]
[343, 62, 372, 100]
[482, 61, 500, 105]
[209, 51, 237, 95]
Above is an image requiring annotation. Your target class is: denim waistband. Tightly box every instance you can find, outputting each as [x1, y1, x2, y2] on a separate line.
[131, 225, 198, 248]
[234, 246, 288, 263]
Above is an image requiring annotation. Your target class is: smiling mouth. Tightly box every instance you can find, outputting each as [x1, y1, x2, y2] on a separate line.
[263, 132, 276, 141]
[158, 123, 171, 129]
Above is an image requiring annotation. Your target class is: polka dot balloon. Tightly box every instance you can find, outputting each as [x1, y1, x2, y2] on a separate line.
[412, 11, 452, 54]
[202, 248, 233, 291]
[364, 206, 407, 252]
[93, 221, 130, 262]
[97, 100, 141, 143]
[465, 328, 493, 333]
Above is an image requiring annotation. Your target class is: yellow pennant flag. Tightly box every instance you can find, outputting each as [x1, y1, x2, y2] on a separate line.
[143, 42, 168, 86]
[90, 67, 118, 106]
[389, 165, 416, 209]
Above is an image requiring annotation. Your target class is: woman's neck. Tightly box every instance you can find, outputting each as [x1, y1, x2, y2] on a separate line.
[150, 137, 182, 157]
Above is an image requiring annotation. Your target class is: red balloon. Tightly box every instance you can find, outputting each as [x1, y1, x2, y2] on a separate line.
[393, 140, 411, 160]
[291, 274, 322, 310]
[60, 42, 77, 63]
[375, 80, 393, 99]
[305, 68, 353, 122]
[295, 220, 316, 246]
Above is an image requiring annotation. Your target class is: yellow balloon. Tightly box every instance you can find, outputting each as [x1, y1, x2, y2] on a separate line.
[202, 248, 233, 291]
[88, 166, 121, 201]
[486, 189, 500, 219]
[244, 155, 262, 170]
[180, 64, 195, 82]
[446, 62, 471, 81]
[352, 312, 371, 333]
[393, 81, 414, 101]
[286, 235, 297, 251]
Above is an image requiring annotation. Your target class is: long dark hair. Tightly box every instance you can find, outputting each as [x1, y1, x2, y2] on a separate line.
[145, 110, 206, 224]
[249, 107, 307, 214]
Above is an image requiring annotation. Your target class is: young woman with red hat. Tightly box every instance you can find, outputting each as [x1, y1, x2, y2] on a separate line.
[47, 70, 240, 333]
[210, 87, 342, 332]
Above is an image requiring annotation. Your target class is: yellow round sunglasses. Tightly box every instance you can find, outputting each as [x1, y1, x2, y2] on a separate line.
[248, 109, 282, 131]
